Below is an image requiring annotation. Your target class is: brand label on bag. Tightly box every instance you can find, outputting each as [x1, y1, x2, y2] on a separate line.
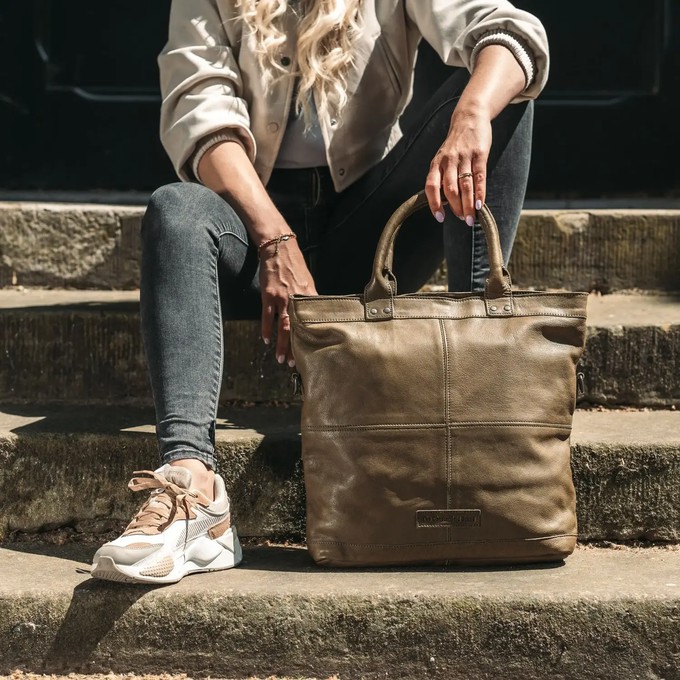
[416, 509, 481, 528]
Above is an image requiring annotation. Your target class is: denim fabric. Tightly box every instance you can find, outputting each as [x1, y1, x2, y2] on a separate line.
[140, 69, 533, 470]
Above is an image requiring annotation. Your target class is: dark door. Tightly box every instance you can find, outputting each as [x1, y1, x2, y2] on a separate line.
[1, 0, 678, 196]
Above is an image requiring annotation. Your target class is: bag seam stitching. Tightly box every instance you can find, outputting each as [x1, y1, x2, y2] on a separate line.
[310, 535, 578, 548]
[303, 422, 573, 431]
[297, 313, 587, 323]
[439, 319, 451, 528]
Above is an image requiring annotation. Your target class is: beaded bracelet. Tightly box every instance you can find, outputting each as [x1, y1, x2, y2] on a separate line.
[257, 233, 297, 256]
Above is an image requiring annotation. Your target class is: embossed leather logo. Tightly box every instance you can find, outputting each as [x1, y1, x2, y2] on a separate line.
[416, 509, 481, 528]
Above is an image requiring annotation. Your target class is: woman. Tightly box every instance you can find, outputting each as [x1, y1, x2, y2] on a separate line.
[92, 0, 548, 584]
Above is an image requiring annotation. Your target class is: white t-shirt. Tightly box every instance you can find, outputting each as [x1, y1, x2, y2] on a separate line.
[275, 81, 328, 169]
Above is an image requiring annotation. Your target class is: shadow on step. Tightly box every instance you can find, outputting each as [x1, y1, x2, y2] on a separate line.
[0, 542, 98, 564]
[0, 402, 158, 434]
[42, 578, 156, 672]
[239, 546, 565, 574]
[0, 402, 305, 549]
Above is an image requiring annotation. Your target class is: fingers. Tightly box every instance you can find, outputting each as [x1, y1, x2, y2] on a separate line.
[261, 293, 295, 366]
[429, 150, 466, 222]
[261, 296, 275, 347]
[259, 242, 317, 367]
[457, 165, 475, 227]
[442, 156, 463, 221]
[275, 307, 294, 368]
[428, 145, 489, 227]
[425, 161, 444, 222]
[472, 153, 487, 212]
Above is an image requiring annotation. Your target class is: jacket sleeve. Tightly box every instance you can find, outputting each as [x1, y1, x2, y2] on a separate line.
[405, 0, 549, 101]
[158, 0, 257, 180]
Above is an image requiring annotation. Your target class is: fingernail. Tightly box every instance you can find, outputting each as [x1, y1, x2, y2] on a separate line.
[465, 215, 475, 227]
[277, 355, 285, 364]
[263, 337, 271, 345]
[434, 210, 445, 223]
[288, 359, 296, 368]
[475, 199, 482, 210]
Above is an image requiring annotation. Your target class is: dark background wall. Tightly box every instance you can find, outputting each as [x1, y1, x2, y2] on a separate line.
[1, 0, 678, 197]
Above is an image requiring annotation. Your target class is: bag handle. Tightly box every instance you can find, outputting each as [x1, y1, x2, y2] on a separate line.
[363, 191, 514, 320]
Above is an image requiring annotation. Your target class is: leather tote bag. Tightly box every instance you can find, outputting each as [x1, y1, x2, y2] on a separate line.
[289, 192, 588, 567]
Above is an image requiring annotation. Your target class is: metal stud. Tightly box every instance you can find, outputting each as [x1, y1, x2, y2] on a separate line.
[383, 307, 391, 314]
[503, 304, 512, 312]
[369, 308, 378, 315]
[489, 305, 498, 312]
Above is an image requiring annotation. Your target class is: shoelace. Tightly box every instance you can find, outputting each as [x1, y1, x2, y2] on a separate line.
[123, 470, 200, 535]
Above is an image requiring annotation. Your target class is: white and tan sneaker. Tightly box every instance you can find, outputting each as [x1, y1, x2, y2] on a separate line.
[91, 464, 242, 584]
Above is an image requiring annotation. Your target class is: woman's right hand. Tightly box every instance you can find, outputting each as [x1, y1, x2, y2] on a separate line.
[259, 239, 317, 367]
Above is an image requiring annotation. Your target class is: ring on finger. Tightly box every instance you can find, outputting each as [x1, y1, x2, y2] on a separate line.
[458, 172, 474, 179]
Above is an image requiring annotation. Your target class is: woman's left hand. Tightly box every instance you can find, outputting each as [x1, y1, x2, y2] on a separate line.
[425, 106, 492, 227]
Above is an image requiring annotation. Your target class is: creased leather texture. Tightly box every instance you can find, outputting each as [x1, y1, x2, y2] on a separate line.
[289, 192, 588, 567]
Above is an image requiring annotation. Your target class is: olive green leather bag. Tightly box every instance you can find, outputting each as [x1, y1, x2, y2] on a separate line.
[289, 192, 588, 567]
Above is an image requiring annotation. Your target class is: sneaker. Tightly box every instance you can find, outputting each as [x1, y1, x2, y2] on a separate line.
[91, 464, 242, 584]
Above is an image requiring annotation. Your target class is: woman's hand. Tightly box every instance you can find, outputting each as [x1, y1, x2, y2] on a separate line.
[426, 106, 492, 226]
[197, 140, 318, 366]
[425, 44, 527, 224]
[259, 239, 317, 367]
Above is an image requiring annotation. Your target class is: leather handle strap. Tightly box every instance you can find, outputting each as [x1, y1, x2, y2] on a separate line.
[363, 191, 513, 320]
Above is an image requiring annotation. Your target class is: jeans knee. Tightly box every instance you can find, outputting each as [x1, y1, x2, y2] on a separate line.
[142, 182, 219, 242]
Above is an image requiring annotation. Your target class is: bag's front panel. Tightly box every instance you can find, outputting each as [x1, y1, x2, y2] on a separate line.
[297, 318, 446, 428]
[303, 427, 450, 563]
[304, 425, 576, 565]
[292, 293, 587, 566]
[444, 315, 586, 425]
[449, 425, 577, 545]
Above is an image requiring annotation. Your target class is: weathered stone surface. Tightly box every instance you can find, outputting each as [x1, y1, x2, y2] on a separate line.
[509, 209, 680, 292]
[582, 293, 680, 406]
[583, 325, 680, 405]
[0, 405, 303, 541]
[1, 407, 679, 543]
[0, 290, 292, 403]
[0, 204, 142, 288]
[2, 290, 680, 406]
[572, 411, 680, 542]
[2, 203, 680, 291]
[0, 544, 679, 679]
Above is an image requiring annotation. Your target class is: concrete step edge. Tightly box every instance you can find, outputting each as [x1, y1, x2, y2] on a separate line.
[0, 544, 678, 679]
[2, 289, 680, 327]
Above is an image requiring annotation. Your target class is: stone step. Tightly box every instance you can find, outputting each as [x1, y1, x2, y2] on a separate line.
[1, 543, 678, 679]
[1, 289, 679, 406]
[2, 407, 679, 544]
[1, 202, 680, 292]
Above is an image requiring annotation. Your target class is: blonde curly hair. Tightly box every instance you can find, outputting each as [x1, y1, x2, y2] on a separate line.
[236, 0, 364, 128]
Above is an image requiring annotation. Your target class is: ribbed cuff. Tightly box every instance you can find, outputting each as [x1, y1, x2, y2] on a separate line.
[471, 30, 537, 91]
[191, 129, 247, 183]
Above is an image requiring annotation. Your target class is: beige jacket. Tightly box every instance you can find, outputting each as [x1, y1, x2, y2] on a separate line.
[159, 0, 549, 191]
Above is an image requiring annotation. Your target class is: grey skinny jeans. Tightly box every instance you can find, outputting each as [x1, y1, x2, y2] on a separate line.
[141, 69, 533, 470]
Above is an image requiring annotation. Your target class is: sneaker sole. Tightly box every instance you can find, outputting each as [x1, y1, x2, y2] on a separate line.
[91, 526, 243, 585]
